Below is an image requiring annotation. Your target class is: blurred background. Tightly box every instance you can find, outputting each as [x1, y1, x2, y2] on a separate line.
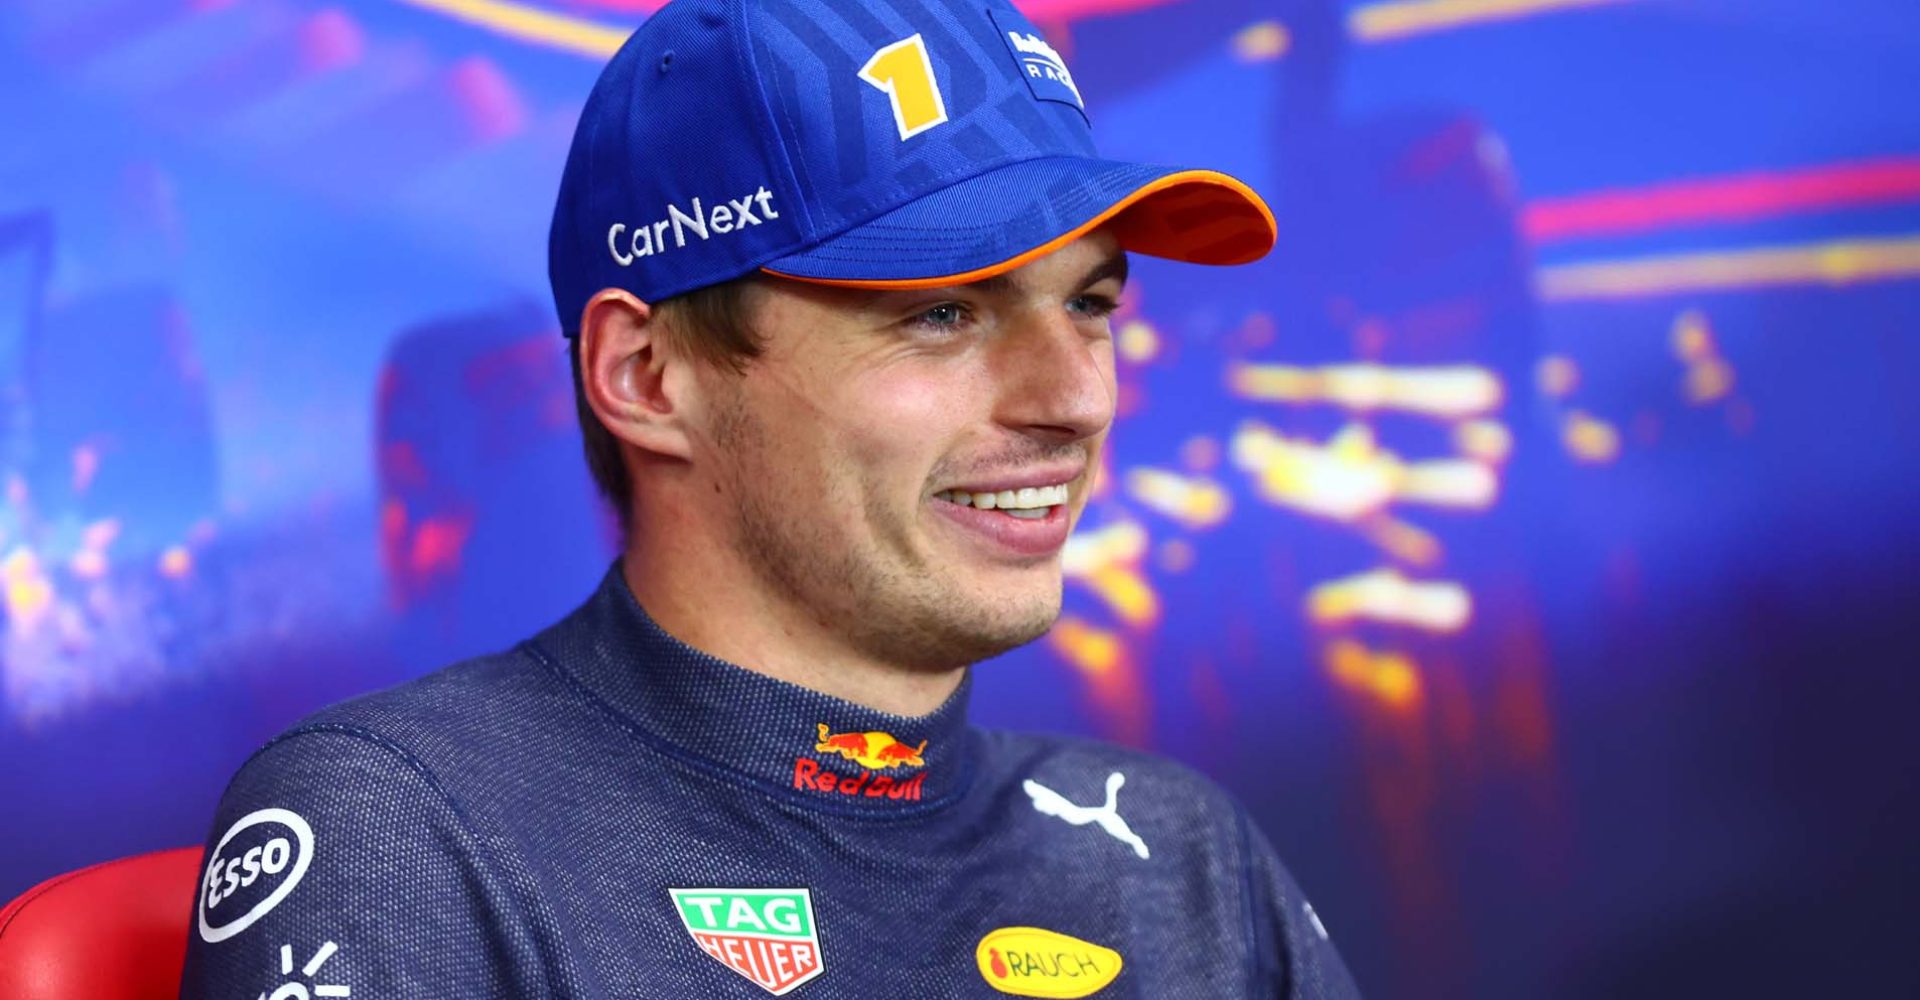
[3, 0, 1917, 996]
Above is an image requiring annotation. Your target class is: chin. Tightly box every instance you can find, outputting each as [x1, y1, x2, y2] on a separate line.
[958, 584, 1063, 657]
[879, 563, 1066, 667]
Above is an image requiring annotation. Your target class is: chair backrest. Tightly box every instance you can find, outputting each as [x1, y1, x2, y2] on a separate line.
[0, 847, 203, 1000]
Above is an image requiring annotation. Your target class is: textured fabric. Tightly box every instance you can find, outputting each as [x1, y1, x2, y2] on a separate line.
[177, 561, 1362, 998]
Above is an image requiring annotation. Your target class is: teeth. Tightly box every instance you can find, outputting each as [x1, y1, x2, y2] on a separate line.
[935, 483, 1071, 511]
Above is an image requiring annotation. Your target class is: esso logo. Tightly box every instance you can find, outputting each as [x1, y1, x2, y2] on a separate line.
[205, 835, 294, 911]
[197, 808, 315, 943]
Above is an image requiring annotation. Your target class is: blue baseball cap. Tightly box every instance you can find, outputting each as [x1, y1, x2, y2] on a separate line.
[549, 0, 1275, 338]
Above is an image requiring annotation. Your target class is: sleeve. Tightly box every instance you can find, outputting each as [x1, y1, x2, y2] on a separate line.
[1237, 805, 1366, 999]
[178, 724, 544, 1000]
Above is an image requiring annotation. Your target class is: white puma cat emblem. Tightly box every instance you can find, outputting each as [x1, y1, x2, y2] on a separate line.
[1022, 771, 1150, 860]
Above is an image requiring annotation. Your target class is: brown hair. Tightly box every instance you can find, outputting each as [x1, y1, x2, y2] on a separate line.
[568, 276, 764, 537]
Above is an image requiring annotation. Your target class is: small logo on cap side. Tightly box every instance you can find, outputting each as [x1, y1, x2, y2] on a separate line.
[989, 9, 1083, 117]
[607, 187, 780, 267]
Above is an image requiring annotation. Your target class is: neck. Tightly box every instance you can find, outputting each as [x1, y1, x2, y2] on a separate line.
[621, 519, 965, 718]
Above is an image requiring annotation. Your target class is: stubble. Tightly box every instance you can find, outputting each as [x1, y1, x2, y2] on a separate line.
[709, 388, 1060, 675]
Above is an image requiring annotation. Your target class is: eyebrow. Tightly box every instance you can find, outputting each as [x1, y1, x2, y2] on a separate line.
[1078, 250, 1130, 293]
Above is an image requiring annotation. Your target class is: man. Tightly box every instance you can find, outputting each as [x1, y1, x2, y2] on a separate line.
[180, 0, 1361, 996]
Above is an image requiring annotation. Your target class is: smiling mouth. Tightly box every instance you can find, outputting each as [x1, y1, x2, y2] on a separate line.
[932, 483, 1070, 519]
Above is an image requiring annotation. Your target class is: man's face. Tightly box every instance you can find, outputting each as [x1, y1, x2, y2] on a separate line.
[694, 231, 1123, 673]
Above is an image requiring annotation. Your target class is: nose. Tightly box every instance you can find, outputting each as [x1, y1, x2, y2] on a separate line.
[990, 306, 1116, 445]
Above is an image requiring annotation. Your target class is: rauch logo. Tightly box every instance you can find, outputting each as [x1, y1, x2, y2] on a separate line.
[975, 926, 1123, 998]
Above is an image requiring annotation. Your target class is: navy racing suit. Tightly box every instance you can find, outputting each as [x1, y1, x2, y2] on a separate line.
[179, 561, 1362, 998]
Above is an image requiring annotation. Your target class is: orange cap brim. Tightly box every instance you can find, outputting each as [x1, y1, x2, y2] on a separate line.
[761, 169, 1275, 290]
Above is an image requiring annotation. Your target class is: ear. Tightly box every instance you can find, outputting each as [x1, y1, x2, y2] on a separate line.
[577, 288, 696, 462]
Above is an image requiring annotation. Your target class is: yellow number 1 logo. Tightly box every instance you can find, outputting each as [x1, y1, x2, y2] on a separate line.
[860, 34, 949, 141]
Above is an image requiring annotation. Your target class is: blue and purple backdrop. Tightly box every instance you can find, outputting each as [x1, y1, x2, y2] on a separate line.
[3, 1, 1917, 996]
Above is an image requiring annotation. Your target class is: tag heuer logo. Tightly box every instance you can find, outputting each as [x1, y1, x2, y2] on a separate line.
[669, 888, 824, 995]
[975, 926, 1123, 997]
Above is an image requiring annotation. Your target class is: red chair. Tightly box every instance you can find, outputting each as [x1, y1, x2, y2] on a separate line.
[0, 848, 203, 1000]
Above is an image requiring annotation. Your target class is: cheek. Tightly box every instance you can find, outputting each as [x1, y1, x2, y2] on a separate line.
[753, 370, 966, 500]
[832, 373, 977, 507]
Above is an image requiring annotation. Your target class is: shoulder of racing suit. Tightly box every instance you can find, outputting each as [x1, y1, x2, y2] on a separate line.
[973, 726, 1364, 999]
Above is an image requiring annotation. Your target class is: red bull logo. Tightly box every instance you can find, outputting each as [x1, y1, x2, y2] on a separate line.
[812, 723, 927, 770]
[794, 724, 930, 803]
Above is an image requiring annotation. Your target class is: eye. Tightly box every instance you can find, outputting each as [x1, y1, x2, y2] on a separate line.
[909, 301, 974, 333]
[1068, 293, 1120, 320]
